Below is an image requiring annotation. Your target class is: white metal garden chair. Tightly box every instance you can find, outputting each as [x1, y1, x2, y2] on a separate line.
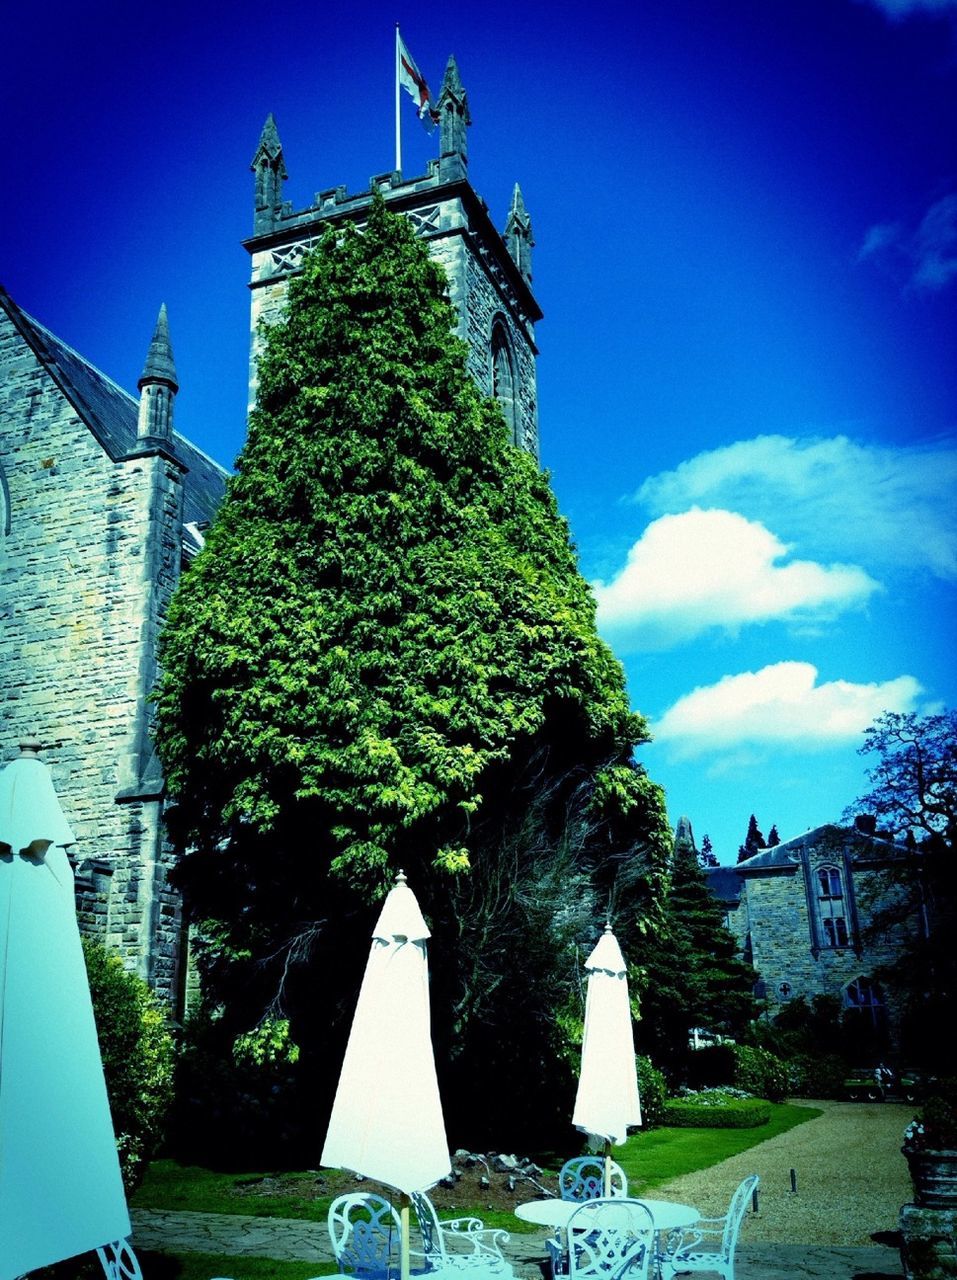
[410, 1189, 515, 1276]
[660, 1174, 759, 1280]
[564, 1198, 655, 1279]
[549, 1158, 630, 1274]
[328, 1192, 412, 1279]
[96, 1240, 143, 1280]
[559, 1156, 629, 1202]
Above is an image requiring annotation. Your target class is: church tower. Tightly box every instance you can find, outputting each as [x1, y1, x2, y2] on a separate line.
[244, 61, 542, 457]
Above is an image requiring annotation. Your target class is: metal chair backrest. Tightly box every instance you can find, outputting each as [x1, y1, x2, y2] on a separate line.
[560, 1155, 628, 1201]
[721, 1175, 760, 1259]
[328, 1192, 402, 1278]
[566, 1197, 655, 1279]
[96, 1240, 143, 1280]
[410, 1190, 443, 1261]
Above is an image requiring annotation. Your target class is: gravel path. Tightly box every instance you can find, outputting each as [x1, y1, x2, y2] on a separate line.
[649, 1099, 912, 1247]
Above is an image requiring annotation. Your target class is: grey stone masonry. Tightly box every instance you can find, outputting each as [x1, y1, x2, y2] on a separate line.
[900, 1204, 957, 1280]
[725, 824, 922, 1043]
[0, 298, 204, 1006]
[245, 118, 542, 459]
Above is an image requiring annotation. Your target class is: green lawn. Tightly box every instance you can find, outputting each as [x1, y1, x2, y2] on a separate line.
[618, 1101, 822, 1192]
[132, 1165, 344, 1222]
[135, 1101, 821, 1233]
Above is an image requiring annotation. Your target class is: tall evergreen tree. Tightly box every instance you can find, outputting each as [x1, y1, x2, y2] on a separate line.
[699, 833, 718, 867]
[737, 813, 766, 863]
[767, 824, 781, 847]
[636, 820, 756, 1079]
[153, 196, 671, 1143]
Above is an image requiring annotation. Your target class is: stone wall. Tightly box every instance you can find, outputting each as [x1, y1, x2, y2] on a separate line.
[737, 842, 914, 1033]
[0, 309, 185, 1002]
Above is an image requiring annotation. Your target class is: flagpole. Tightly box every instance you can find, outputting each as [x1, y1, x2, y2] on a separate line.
[395, 23, 402, 175]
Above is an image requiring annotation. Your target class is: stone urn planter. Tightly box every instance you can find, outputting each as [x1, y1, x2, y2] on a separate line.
[900, 1088, 957, 1278]
[905, 1148, 957, 1208]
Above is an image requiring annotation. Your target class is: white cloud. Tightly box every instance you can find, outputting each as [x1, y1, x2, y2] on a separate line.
[637, 434, 957, 581]
[592, 508, 879, 651]
[653, 662, 923, 758]
[856, 0, 957, 16]
[858, 193, 957, 292]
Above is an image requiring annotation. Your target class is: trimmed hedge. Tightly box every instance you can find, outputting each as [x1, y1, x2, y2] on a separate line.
[663, 1096, 772, 1129]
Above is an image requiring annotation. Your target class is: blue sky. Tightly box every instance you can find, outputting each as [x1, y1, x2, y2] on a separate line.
[3, 0, 955, 864]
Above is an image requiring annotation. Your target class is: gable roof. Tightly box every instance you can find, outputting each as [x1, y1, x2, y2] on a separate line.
[0, 287, 229, 535]
[735, 823, 907, 874]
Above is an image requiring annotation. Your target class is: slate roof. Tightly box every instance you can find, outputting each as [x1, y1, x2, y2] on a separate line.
[0, 288, 229, 536]
[705, 865, 745, 906]
[735, 823, 906, 874]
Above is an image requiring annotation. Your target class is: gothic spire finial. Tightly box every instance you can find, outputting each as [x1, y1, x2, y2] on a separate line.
[251, 113, 286, 169]
[138, 304, 178, 392]
[136, 305, 178, 445]
[504, 183, 534, 284]
[442, 55, 465, 97]
[251, 113, 288, 233]
[438, 55, 471, 179]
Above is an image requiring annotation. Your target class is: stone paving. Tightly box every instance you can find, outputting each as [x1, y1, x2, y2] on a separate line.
[131, 1207, 905, 1278]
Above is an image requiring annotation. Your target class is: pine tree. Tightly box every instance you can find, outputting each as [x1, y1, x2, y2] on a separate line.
[636, 828, 756, 1079]
[737, 813, 766, 863]
[767, 824, 781, 847]
[699, 833, 718, 867]
[153, 195, 672, 1142]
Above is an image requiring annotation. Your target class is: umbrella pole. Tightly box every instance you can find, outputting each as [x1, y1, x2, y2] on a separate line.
[399, 1192, 411, 1280]
[603, 1139, 612, 1197]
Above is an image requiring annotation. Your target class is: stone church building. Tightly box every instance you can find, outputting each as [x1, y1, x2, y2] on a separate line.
[0, 57, 541, 1008]
[705, 822, 924, 1048]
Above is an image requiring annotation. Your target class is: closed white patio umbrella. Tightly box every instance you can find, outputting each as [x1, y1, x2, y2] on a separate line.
[322, 869, 451, 1279]
[571, 921, 642, 1194]
[0, 739, 130, 1280]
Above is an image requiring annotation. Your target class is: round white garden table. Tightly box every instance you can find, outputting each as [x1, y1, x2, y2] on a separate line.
[515, 1197, 699, 1233]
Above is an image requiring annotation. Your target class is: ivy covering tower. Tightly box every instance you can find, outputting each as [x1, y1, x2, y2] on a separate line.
[153, 197, 670, 1144]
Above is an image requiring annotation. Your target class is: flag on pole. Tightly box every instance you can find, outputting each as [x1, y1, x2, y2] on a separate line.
[397, 28, 439, 131]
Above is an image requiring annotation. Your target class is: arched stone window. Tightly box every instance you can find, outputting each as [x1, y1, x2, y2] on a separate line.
[490, 321, 518, 445]
[843, 975, 886, 1031]
[816, 864, 849, 947]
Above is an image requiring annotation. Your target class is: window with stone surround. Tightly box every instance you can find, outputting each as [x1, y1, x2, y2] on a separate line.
[817, 864, 849, 947]
[843, 975, 886, 1031]
[491, 321, 518, 445]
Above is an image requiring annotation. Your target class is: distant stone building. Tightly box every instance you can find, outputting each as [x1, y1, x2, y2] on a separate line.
[0, 293, 228, 1005]
[0, 57, 542, 1005]
[706, 823, 924, 1046]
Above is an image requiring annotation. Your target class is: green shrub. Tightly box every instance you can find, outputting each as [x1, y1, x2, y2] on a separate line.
[918, 1078, 957, 1149]
[82, 939, 175, 1192]
[732, 1044, 789, 1102]
[786, 1052, 848, 1099]
[636, 1055, 668, 1128]
[663, 1090, 771, 1129]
